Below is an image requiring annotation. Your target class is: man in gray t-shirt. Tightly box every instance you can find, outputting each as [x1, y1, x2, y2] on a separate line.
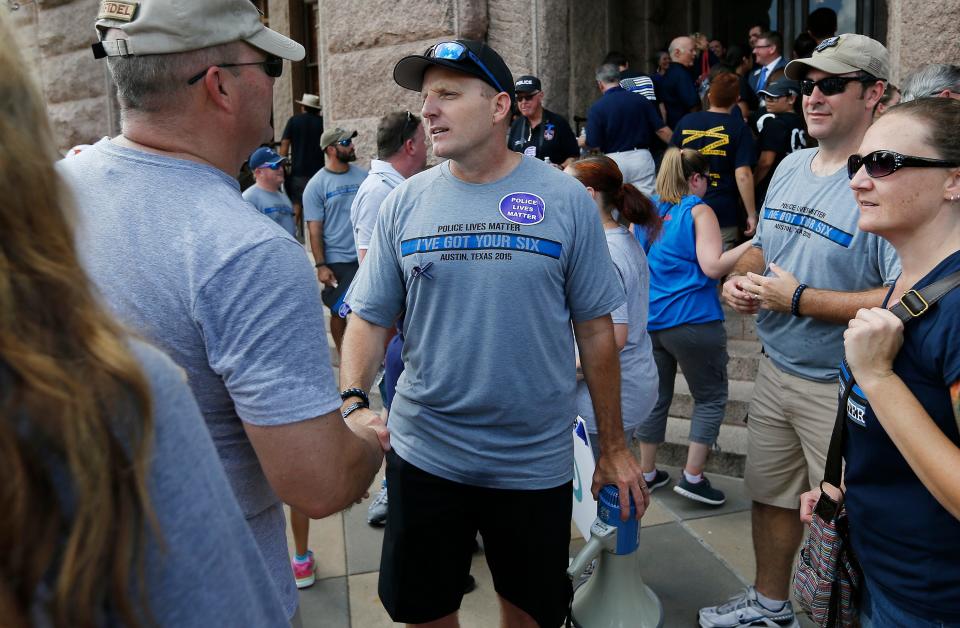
[704, 34, 899, 628]
[339, 39, 646, 628]
[304, 127, 367, 353]
[61, 2, 386, 620]
[242, 146, 296, 236]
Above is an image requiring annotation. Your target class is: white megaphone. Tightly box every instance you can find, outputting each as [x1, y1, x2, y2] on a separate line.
[566, 485, 663, 628]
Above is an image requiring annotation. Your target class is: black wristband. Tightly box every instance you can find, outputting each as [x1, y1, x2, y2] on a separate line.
[791, 283, 808, 317]
[314, 261, 326, 268]
[340, 387, 369, 408]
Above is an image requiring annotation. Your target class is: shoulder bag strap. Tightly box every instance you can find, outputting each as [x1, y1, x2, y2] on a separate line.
[825, 268, 960, 487]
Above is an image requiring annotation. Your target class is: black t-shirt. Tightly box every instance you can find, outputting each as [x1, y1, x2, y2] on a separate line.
[671, 111, 756, 228]
[281, 111, 325, 178]
[754, 111, 808, 206]
[507, 109, 579, 164]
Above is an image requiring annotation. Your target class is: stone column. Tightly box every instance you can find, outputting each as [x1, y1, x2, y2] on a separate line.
[316, 0, 487, 165]
[9, 0, 114, 152]
[885, 0, 960, 85]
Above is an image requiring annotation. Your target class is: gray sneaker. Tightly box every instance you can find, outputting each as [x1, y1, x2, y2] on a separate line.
[673, 475, 726, 506]
[367, 481, 388, 526]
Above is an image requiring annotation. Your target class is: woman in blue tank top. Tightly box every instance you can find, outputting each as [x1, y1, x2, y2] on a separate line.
[637, 148, 753, 506]
[800, 98, 960, 627]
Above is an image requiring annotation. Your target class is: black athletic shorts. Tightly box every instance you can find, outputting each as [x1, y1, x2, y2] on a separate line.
[320, 261, 359, 313]
[285, 175, 311, 206]
[378, 450, 573, 626]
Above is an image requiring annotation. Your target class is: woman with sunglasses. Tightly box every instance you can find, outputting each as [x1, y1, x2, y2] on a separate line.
[801, 98, 960, 627]
[0, 15, 286, 627]
[636, 148, 753, 506]
[565, 156, 662, 462]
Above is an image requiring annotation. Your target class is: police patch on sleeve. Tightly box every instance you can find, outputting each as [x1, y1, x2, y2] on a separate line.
[499, 192, 545, 225]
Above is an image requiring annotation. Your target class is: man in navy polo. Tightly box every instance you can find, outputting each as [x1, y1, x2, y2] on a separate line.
[580, 63, 672, 195]
[660, 35, 700, 128]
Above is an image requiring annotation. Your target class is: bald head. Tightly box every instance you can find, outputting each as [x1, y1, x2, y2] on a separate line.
[669, 36, 696, 67]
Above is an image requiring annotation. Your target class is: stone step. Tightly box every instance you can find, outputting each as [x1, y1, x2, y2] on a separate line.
[668, 374, 752, 426]
[641, 417, 747, 477]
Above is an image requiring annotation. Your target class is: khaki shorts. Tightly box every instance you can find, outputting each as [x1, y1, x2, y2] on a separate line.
[744, 354, 838, 509]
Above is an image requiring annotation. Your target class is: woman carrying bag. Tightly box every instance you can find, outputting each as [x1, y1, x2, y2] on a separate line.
[799, 98, 960, 627]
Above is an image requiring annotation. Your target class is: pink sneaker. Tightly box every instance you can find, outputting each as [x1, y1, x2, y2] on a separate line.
[292, 551, 316, 589]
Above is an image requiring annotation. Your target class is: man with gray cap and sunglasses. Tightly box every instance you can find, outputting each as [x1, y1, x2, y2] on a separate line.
[338, 39, 646, 627]
[57, 1, 386, 623]
[701, 34, 900, 628]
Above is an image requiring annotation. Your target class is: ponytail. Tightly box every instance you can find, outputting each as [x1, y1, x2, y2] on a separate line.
[617, 183, 661, 243]
[655, 147, 709, 204]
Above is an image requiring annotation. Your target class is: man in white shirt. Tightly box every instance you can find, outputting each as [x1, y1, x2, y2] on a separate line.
[351, 111, 428, 262]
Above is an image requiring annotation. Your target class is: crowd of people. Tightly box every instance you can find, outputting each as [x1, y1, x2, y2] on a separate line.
[2, 0, 960, 627]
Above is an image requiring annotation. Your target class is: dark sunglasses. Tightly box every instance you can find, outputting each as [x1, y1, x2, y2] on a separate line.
[516, 91, 540, 102]
[187, 55, 283, 85]
[800, 75, 873, 96]
[847, 150, 960, 180]
[427, 41, 506, 94]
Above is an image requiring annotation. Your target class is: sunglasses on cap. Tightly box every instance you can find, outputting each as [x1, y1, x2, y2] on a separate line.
[800, 75, 875, 96]
[427, 41, 506, 94]
[257, 161, 284, 170]
[187, 55, 283, 85]
[847, 150, 960, 180]
[516, 91, 541, 102]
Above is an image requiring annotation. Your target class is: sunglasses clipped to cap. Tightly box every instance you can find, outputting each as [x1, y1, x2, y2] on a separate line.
[800, 75, 875, 96]
[847, 150, 960, 180]
[428, 41, 506, 94]
[187, 54, 283, 85]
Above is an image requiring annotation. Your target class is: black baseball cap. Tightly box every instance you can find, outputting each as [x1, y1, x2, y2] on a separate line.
[394, 40, 515, 106]
[758, 79, 800, 98]
[515, 75, 541, 93]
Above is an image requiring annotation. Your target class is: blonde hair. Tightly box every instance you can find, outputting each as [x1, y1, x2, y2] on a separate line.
[655, 147, 710, 204]
[0, 13, 157, 628]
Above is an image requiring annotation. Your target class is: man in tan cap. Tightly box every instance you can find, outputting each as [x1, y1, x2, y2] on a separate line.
[700, 34, 900, 628]
[59, 1, 386, 622]
[281, 92, 326, 237]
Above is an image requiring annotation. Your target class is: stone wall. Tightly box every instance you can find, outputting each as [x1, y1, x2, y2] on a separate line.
[9, 0, 114, 152]
[885, 0, 960, 85]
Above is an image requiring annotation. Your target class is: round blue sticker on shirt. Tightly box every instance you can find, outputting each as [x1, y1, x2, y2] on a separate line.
[499, 192, 545, 225]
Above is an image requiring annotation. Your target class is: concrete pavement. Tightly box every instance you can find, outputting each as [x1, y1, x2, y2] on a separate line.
[285, 460, 814, 628]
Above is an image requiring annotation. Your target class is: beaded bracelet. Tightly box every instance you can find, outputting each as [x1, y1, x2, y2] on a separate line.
[791, 283, 808, 317]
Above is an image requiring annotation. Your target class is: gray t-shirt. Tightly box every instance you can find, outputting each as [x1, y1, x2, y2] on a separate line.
[303, 164, 367, 263]
[350, 159, 406, 254]
[58, 139, 343, 617]
[753, 148, 900, 381]
[347, 156, 625, 489]
[242, 184, 297, 237]
[577, 226, 659, 434]
[30, 341, 288, 626]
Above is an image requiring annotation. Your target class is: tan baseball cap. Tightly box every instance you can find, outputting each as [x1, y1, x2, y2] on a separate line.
[91, 0, 304, 61]
[784, 34, 888, 81]
[320, 128, 358, 149]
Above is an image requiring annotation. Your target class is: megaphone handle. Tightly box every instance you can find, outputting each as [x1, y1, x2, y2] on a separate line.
[566, 536, 602, 580]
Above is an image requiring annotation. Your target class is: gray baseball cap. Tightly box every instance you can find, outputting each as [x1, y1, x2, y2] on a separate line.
[91, 0, 305, 61]
[784, 34, 888, 81]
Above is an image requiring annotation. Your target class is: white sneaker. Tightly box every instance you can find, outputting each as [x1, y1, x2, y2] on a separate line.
[698, 586, 799, 628]
[366, 481, 388, 526]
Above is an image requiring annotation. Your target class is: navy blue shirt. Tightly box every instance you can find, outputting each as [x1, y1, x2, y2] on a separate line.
[659, 62, 699, 128]
[585, 86, 665, 154]
[841, 250, 960, 622]
[508, 108, 579, 164]
[281, 111, 325, 178]
[671, 111, 756, 228]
